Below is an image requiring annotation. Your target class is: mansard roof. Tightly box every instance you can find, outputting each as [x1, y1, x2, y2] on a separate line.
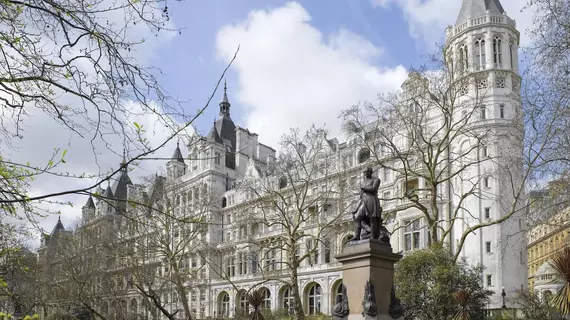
[456, 0, 505, 25]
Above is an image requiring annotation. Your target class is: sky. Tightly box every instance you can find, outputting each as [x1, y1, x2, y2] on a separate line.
[6, 0, 537, 246]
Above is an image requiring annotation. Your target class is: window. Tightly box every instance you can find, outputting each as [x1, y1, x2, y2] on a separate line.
[483, 177, 490, 189]
[486, 241, 492, 253]
[220, 292, 230, 317]
[383, 167, 391, 182]
[500, 104, 505, 118]
[323, 239, 331, 263]
[509, 42, 514, 70]
[261, 288, 271, 309]
[480, 106, 486, 120]
[239, 292, 249, 315]
[493, 37, 502, 67]
[474, 38, 486, 70]
[214, 152, 221, 165]
[383, 191, 391, 206]
[283, 287, 294, 311]
[482, 146, 488, 158]
[486, 274, 493, 286]
[191, 257, 197, 268]
[459, 45, 469, 72]
[405, 178, 419, 199]
[357, 149, 370, 163]
[485, 207, 491, 219]
[307, 283, 322, 315]
[264, 249, 276, 271]
[404, 220, 421, 251]
[226, 255, 235, 277]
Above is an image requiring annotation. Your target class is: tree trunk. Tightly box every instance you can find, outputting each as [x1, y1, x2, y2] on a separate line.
[171, 262, 192, 320]
[290, 267, 305, 320]
[430, 185, 440, 246]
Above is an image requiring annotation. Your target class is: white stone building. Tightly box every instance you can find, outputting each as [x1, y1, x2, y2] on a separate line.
[39, 0, 528, 317]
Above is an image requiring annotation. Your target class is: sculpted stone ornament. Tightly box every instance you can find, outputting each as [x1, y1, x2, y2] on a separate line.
[362, 280, 378, 318]
[332, 284, 349, 320]
[388, 285, 404, 319]
[348, 167, 390, 243]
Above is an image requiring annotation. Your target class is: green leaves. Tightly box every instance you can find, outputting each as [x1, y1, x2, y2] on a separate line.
[395, 247, 492, 320]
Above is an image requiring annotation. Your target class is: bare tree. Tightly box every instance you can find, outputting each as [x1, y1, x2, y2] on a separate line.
[121, 175, 221, 320]
[233, 125, 352, 320]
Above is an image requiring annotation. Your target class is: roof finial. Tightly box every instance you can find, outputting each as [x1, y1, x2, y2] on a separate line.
[58, 215, 61, 222]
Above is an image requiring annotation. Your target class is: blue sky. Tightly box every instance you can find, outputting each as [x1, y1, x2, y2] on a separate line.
[143, 0, 533, 149]
[150, 0, 436, 145]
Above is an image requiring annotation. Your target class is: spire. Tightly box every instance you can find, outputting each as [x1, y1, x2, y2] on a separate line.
[85, 196, 96, 209]
[121, 148, 127, 171]
[103, 180, 114, 199]
[171, 140, 185, 163]
[219, 79, 231, 118]
[455, 0, 505, 26]
[51, 216, 65, 236]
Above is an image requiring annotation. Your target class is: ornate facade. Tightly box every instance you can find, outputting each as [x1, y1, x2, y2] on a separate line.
[39, 0, 528, 317]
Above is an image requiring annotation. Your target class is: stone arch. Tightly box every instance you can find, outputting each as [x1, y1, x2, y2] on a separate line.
[279, 285, 294, 314]
[303, 281, 323, 315]
[129, 298, 138, 317]
[257, 286, 272, 310]
[357, 148, 370, 164]
[339, 234, 352, 254]
[236, 289, 249, 316]
[330, 279, 344, 309]
[218, 291, 231, 318]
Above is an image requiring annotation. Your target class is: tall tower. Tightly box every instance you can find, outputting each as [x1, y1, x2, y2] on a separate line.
[445, 0, 526, 309]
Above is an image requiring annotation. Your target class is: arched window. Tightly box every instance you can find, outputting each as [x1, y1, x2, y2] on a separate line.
[509, 42, 514, 70]
[357, 149, 370, 164]
[129, 299, 138, 316]
[261, 288, 271, 309]
[219, 292, 230, 317]
[221, 197, 227, 208]
[499, 104, 505, 119]
[306, 283, 322, 315]
[282, 287, 294, 311]
[239, 291, 249, 315]
[493, 37, 502, 67]
[474, 38, 486, 70]
[459, 45, 469, 72]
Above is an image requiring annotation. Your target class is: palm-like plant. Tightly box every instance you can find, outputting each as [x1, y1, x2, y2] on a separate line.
[452, 289, 472, 320]
[551, 247, 570, 314]
[247, 289, 265, 320]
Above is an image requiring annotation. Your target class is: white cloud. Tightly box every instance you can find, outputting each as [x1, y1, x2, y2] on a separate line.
[215, 2, 408, 149]
[370, 0, 535, 48]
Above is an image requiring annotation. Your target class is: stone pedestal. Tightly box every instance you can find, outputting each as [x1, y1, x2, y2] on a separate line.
[335, 240, 402, 320]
